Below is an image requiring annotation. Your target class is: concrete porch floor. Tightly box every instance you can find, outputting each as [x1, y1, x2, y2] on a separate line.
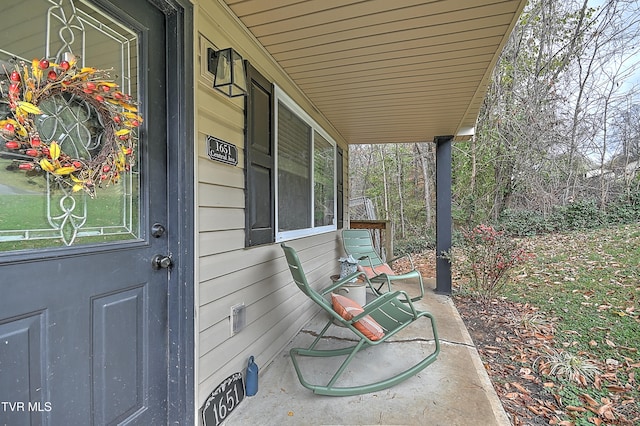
[223, 281, 510, 426]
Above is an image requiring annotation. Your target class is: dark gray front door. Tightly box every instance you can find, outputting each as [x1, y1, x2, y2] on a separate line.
[0, 0, 172, 424]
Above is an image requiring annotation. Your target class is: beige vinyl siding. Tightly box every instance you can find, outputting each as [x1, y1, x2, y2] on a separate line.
[194, 0, 349, 408]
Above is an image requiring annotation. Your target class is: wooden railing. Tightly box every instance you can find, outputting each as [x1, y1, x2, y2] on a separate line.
[348, 220, 393, 262]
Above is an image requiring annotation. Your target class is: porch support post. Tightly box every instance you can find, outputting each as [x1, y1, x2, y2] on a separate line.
[435, 135, 453, 295]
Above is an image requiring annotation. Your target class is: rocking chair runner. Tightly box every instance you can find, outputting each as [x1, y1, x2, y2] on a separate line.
[281, 243, 440, 396]
[342, 229, 425, 301]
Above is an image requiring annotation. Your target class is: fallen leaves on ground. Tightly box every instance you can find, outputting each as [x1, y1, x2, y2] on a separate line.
[404, 251, 639, 426]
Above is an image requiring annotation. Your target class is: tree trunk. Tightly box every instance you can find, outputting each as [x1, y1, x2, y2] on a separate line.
[395, 145, 406, 238]
[415, 143, 432, 228]
[379, 145, 390, 220]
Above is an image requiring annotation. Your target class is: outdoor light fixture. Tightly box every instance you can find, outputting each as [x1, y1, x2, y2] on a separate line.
[207, 47, 247, 98]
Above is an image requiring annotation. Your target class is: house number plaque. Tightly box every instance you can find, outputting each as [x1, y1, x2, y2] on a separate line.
[201, 372, 245, 426]
[207, 135, 238, 166]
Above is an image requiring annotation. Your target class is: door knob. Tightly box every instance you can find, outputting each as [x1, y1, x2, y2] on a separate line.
[152, 254, 173, 270]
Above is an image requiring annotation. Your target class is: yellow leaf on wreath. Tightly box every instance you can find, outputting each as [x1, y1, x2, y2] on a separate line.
[123, 112, 143, 121]
[40, 159, 55, 172]
[53, 166, 76, 176]
[31, 59, 43, 82]
[72, 183, 85, 192]
[49, 142, 61, 161]
[115, 129, 131, 136]
[116, 151, 126, 169]
[119, 102, 137, 112]
[0, 119, 16, 127]
[99, 82, 118, 88]
[16, 101, 42, 115]
[80, 67, 97, 74]
[15, 124, 28, 137]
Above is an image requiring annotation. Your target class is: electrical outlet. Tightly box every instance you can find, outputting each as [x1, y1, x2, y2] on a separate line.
[230, 303, 246, 336]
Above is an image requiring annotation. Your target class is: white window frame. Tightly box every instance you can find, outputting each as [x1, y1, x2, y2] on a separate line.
[274, 85, 337, 242]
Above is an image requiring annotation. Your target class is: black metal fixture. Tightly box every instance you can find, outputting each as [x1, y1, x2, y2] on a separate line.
[207, 47, 247, 98]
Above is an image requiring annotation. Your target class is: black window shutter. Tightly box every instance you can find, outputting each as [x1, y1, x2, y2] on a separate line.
[245, 64, 274, 246]
[336, 146, 344, 229]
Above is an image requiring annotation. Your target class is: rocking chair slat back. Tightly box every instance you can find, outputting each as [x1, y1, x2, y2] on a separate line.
[342, 229, 385, 266]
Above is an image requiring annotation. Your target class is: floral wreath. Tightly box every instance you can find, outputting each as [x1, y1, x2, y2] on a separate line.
[0, 57, 142, 197]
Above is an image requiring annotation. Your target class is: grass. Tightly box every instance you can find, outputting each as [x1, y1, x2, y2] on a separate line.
[501, 224, 640, 424]
[504, 225, 639, 359]
[0, 161, 140, 250]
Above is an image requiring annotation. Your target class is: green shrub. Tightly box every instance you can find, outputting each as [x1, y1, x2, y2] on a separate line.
[395, 233, 434, 253]
[605, 193, 640, 224]
[551, 200, 604, 231]
[498, 209, 552, 236]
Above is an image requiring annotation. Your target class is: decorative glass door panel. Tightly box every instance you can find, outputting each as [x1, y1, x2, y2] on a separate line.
[0, 0, 139, 250]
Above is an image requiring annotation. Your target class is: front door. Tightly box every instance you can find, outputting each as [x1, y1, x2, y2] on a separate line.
[0, 0, 176, 424]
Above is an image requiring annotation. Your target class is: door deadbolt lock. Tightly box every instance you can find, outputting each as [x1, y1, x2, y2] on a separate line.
[151, 223, 166, 238]
[152, 254, 173, 270]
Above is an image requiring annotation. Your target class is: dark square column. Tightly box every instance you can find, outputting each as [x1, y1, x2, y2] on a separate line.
[435, 135, 453, 294]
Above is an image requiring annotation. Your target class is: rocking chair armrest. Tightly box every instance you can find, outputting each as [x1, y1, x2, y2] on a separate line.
[387, 253, 415, 269]
[350, 292, 399, 322]
[357, 255, 377, 269]
[351, 290, 419, 322]
[320, 271, 371, 296]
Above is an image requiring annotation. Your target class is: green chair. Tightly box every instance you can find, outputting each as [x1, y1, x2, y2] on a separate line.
[342, 229, 425, 301]
[281, 243, 440, 396]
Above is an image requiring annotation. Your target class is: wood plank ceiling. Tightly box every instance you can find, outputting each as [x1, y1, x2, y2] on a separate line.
[223, 0, 527, 144]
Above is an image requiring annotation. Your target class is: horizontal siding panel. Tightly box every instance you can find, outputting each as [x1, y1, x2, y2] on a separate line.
[199, 243, 281, 283]
[197, 110, 245, 150]
[199, 272, 309, 355]
[198, 285, 321, 392]
[199, 229, 245, 256]
[199, 253, 337, 332]
[199, 260, 286, 311]
[198, 319, 229, 358]
[199, 207, 244, 232]
[198, 183, 244, 208]
[198, 157, 244, 187]
[199, 269, 290, 332]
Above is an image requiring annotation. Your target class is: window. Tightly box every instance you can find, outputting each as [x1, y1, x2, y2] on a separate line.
[275, 88, 336, 241]
[244, 82, 337, 245]
[277, 103, 312, 231]
[314, 132, 335, 227]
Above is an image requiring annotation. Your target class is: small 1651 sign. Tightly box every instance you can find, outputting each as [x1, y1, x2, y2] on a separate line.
[201, 372, 245, 426]
[207, 135, 238, 166]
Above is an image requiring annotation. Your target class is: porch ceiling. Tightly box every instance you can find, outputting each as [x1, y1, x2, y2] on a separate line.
[223, 0, 526, 145]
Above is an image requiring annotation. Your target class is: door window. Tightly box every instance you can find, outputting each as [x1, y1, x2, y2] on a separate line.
[0, 0, 140, 250]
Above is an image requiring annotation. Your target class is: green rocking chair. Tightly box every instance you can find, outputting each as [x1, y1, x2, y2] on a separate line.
[281, 243, 440, 396]
[342, 229, 425, 301]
